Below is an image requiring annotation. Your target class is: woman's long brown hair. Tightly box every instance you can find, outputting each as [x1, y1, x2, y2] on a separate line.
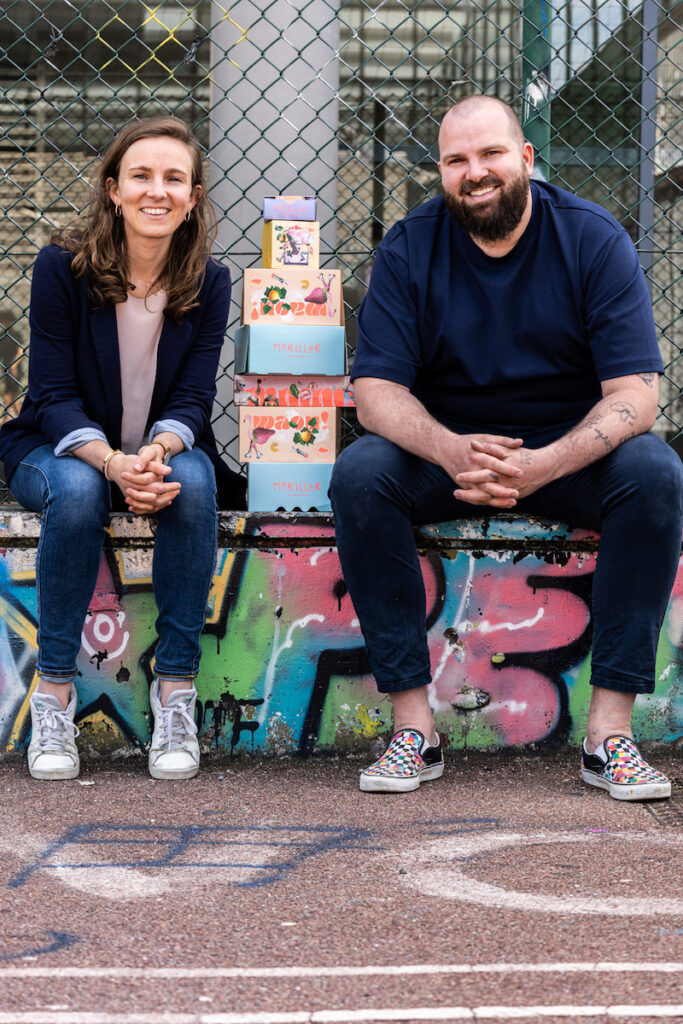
[53, 116, 217, 321]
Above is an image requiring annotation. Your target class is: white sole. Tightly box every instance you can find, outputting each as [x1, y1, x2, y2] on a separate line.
[360, 761, 444, 793]
[581, 768, 671, 801]
[28, 764, 80, 781]
[149, 763, 199, 780]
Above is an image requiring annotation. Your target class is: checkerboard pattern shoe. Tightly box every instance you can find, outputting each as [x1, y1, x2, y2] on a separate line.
[581, 734, 671, 801]
[360, 728, 444, 793]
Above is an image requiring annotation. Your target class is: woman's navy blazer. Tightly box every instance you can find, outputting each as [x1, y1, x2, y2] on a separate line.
[0, 244, 245, 508]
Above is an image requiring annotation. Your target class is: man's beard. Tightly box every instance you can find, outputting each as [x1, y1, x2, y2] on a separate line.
[443, 169, 530, 243]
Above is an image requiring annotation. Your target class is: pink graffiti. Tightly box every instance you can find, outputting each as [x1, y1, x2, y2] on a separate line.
[430, 555, 594, 744]
[258, 521, 441, 634]
[81, 556, 129, 662]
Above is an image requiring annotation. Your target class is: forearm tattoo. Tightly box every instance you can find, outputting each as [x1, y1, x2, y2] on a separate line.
[594, 428, 614, 451]
[576, 400, 639, 453]
[609, 400, 637, 423]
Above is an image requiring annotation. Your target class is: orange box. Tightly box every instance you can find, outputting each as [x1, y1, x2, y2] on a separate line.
[262, 220, 319, 269]
[234, 374, 354, 408]
[239, 407, 339, 464]
[242, 268, 343, 327]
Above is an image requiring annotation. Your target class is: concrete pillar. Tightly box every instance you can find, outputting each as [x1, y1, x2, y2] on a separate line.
[208, 1, 340, 463]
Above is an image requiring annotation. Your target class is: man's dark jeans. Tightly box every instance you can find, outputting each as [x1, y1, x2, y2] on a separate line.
[330, 432, 683, 696]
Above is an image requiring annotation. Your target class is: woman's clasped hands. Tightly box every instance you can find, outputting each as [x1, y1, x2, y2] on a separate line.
[108, 444, 181, 514]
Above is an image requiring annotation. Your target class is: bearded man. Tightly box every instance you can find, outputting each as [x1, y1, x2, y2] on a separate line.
[330, 95, 683, 799]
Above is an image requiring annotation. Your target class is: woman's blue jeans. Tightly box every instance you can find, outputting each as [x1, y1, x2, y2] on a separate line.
[10, 445, 218, 680]
[330, 432, 683, 696]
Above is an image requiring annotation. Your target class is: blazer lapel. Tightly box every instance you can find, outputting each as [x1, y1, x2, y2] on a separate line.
[89, 306, 123, 438]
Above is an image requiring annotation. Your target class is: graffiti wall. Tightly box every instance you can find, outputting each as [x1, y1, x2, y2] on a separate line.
[0, 511, 681, 757]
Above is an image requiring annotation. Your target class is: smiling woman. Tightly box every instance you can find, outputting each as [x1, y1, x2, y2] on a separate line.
[0, 116, 245, 784]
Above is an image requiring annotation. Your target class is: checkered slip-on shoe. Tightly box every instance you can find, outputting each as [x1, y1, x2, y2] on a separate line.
[581, 734, 671, 801]
[360, 728, 444, 793]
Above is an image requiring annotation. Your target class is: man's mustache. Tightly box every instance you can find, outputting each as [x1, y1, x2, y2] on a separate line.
[460, 176, 504, 195]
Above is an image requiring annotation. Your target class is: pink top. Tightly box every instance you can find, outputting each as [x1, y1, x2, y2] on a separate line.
[115, 290, 167, 454]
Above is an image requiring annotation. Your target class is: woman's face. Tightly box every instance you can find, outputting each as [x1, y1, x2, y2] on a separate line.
[107, 136, 199, 247]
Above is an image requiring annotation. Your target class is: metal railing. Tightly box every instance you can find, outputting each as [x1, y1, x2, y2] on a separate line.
[1, 0, 681, 500]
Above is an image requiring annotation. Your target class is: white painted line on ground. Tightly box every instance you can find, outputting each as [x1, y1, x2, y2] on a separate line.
[2, 1007, 683, 1023]
[1, 960, 682, 980]
[400, 831, 683, 916]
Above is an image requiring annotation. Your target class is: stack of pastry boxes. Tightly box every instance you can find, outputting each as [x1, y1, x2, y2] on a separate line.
[234, 195, 353, 511]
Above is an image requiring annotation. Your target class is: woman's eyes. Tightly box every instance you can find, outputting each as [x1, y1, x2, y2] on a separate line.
[132, 174, 183, 182]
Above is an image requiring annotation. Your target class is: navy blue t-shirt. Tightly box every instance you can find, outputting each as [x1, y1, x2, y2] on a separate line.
[352, 181, 662, 446]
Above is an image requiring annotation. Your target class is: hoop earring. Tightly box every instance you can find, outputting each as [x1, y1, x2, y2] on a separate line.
[184, 210, 191, 223]
[115, 205, 122, 218]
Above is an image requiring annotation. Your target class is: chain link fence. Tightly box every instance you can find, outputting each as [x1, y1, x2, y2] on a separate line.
[1, 0, 682, 501]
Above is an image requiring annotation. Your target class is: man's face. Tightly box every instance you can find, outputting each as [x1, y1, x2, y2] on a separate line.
[438, 106, 533, 243]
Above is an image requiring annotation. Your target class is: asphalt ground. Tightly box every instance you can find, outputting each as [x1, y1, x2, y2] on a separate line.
[0, 746, 682, 1024]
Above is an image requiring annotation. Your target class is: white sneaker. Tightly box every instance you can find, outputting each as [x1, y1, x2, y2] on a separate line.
[28, 688, 80, 780]
[148, 680, 199, 780]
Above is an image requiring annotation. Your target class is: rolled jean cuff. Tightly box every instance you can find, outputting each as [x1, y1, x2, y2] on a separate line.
[37, 668, 78, 682]
[590, 668, 655, 695]
[152, 666, 199, 681]
[375, 671, 432, 695]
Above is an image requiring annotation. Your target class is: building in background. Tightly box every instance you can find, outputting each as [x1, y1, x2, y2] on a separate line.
[1, 0, 681, 492]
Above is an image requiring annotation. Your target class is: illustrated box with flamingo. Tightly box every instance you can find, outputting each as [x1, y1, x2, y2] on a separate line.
[238, 408, 339, 463]
[242, 268, 343, 327]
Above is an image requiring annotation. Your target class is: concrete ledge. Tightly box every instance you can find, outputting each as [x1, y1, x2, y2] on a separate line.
[0, 509, 680, 759]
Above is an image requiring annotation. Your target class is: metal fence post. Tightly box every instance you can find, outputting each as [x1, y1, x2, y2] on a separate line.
[522, 0, 552, 179]
[637, 0, 658, 286]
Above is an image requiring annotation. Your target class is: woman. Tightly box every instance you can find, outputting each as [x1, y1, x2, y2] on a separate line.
[0, 116, 244, 781]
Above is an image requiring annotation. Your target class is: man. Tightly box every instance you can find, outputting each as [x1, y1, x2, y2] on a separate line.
[330, 95, 683, 799]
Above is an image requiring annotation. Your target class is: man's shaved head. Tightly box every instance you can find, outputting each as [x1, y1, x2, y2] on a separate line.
[439, 95, 525, 153]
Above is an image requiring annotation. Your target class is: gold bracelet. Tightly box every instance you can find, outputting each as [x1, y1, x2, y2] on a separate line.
[102, 449, 123, 480]
[151, 438, 172, 462]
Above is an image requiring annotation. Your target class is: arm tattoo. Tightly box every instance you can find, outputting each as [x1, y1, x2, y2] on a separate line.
[609, 401, 637, 423]
[594, 427, 614, 451]
[637, 373, 656, 387]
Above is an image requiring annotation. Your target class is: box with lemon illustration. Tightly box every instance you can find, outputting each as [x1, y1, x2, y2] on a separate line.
[242, 268, 343, 327]
[238, 408, 340, 464]
[238, 196, 349, 511]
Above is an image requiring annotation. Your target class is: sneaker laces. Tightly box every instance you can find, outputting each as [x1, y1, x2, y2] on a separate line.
[155, 698, 197, 752]
[33, 702, 80, 751]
